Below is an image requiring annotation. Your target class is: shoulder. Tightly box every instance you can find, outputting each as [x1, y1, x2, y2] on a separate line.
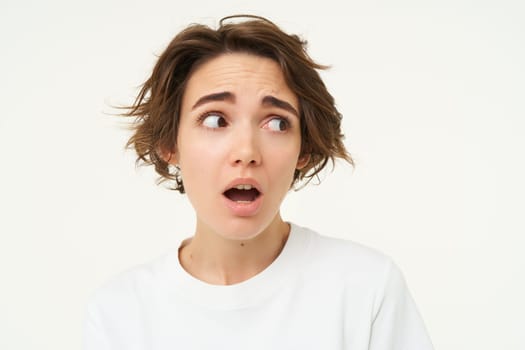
[85, 252, 173, 319]
[83, 255, 176, 348]
[295, 223, 393, 269]
[292, 223, 402, 291]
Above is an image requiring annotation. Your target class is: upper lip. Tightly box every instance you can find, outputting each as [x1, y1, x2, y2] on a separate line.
[223, 178, 263, 194]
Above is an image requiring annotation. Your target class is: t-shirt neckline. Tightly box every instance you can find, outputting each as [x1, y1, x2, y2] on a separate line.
[166, 222, 311, 310]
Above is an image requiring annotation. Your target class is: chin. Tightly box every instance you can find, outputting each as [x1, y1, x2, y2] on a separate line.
[215, 216, 276, 241]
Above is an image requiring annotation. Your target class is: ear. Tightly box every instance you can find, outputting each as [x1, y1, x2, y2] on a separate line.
[296, 154, 310, 170]
[158, 146, 179, 165]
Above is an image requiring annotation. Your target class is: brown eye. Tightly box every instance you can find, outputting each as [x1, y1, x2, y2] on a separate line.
[267, 117, 289, 131]
[202, 114, 227, 128]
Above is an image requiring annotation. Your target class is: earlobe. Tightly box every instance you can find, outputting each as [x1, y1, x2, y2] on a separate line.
[296, 154, 310, 170]
[159, 147, 179, 165]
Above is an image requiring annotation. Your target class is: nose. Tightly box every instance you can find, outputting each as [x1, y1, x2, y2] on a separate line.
[230, 127, 261, 166]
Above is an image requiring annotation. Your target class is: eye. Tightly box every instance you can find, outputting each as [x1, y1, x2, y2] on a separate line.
[265, 117, 290, 132]
[200, 113, 227, 129]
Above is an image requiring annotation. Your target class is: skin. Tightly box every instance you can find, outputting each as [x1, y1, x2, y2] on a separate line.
[168, 53, 308, 285]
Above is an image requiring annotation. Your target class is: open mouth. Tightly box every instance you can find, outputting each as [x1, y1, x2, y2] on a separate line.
[223, 184, 261, 203]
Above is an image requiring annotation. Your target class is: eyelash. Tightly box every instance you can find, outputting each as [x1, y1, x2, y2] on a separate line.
[196, 111, 224, 124]
[196, 111, 292, 132]
[265, 116, 291, 132]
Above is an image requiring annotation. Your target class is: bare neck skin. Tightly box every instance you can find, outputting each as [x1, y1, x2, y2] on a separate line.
[178, 215, 290, 285]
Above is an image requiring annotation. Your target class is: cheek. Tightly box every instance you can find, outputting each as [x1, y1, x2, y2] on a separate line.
[178, 135, 225, 167]
[178, 142, 228, 199]
[264, 143, 302, 175]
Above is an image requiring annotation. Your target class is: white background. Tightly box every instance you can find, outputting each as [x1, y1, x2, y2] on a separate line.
[1, 0, 524, 349]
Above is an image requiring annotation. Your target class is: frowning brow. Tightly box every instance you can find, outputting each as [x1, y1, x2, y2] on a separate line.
[191, 91, 299, 117]
[262, 96, 299, 117]
[192, 92, 235, 110]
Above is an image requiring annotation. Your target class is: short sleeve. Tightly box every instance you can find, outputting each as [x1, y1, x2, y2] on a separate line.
[368, 259, 434, 350]
[83, 299, 111, 350]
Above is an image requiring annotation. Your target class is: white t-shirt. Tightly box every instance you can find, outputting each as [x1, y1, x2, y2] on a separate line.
[83, 223, 434, 349]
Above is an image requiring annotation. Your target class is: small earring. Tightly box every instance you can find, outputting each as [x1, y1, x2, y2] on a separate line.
[168, 164, 180, 173]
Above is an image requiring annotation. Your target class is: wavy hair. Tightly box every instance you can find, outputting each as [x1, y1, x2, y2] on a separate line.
[123, 15, 353, 192]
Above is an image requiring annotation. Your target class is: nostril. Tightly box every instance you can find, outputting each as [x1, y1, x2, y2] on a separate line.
[235, 158, 258, 165]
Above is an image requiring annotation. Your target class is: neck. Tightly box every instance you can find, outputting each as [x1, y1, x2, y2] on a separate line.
[178, 216, 290, 285]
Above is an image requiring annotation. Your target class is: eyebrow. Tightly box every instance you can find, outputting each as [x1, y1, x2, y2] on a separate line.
[191, 91, 299, 117]
[192, 91, 235, 110]
[262, 95, 299, 117]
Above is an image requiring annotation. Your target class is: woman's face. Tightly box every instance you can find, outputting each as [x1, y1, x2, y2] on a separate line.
[171, 52, 306, 240]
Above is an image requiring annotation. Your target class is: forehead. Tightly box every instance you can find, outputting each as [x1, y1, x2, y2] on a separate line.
[182, 53, 298, 108]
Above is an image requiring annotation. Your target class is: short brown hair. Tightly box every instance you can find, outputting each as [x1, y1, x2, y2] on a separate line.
[123, 15, 352, 192]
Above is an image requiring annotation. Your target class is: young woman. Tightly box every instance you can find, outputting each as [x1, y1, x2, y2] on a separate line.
[84, 15, 434, 349]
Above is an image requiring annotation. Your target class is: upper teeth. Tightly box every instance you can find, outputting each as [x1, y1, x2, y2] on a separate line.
[235, 184, 253, 190]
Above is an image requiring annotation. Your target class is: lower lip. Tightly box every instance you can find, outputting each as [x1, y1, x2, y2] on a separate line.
[222, 193, 263, 217]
